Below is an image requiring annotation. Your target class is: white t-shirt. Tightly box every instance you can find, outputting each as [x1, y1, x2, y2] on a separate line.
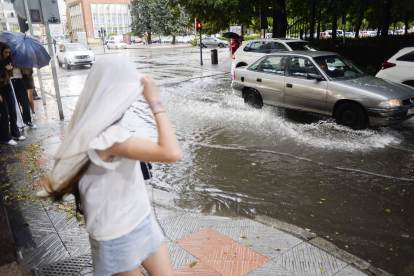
[79, 125, 150, 241]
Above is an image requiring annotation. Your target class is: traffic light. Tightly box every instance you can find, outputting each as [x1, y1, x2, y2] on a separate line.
[98, 30, 101, 37]
[196, 22, 202, 32]
[104, 29, 107, 36]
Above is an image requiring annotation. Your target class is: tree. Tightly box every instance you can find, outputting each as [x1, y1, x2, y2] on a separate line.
[151, 1, 188, 44]
[130, 0, 155, 44]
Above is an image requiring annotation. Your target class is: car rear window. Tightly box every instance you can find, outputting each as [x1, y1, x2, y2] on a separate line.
[396, 51, 414, 62]
[285, 42, 317, 51]
[244, 41, 269, 53]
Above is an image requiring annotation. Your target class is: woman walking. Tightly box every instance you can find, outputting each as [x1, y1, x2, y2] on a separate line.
[22, 68, 36, 119]
[0, 42, 24, 145]
[11, 64, 36, 128]
[38, 56, 181, 276]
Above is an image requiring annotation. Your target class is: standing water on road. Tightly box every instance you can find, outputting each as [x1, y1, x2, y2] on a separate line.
[123, 75, 414, 275]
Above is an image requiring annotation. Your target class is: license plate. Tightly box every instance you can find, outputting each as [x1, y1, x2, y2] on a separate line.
[408, 108, 414, 115]
[78, 59, 86, 62]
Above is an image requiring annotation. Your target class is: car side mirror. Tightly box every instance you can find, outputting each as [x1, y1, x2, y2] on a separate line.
[307, 73, 324, 81]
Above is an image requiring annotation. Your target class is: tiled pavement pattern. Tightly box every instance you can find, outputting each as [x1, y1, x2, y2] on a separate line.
[28, 206, 370, 276]
[1, 99, 385, 276]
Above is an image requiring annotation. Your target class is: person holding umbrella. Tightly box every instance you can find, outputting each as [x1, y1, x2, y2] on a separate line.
[0, 42, 24, 145]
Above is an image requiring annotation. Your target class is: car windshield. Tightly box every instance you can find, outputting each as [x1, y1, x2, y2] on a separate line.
[286, 42, 317, 51]
[65, 44, 88, 51]
[313, 55, 365, 80]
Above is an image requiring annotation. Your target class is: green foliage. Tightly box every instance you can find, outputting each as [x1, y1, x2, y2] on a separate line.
[107, 33, 115, 38]
[244, 35, 261, 41]
[309, 34, 414, 75]
[190, 38, 198, 46]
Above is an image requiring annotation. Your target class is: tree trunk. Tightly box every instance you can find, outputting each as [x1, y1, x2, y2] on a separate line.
[172, 36, 176, 44]
[332, 12, 337, 39]
[148, 31, 152, 44]
[317, 8, 321, 39]
[272, 0, 288, 38]
[309, 0, 316, 42]
[380, 0, 392, 43]
[355, 10, 364, 39]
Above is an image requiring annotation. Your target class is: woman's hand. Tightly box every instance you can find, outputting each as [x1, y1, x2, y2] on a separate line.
[0, 95, 3, 102]
[5, 65, 13, 71]
[141, 76, 160, 104]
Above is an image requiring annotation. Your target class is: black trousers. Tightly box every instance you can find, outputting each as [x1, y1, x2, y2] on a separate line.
[11, 78, 31, 124]
[0, 83, 20, 142]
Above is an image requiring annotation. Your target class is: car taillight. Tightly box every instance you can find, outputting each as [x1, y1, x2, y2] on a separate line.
[233, 72, 235, 80]
[382, 62, 396, 70]
[232, 54, 235, 59]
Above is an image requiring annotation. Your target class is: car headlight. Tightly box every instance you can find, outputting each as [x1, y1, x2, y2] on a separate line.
[379, 99, 402, 108]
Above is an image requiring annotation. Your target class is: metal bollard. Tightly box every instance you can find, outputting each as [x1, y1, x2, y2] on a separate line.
[211, 49, 218, 65]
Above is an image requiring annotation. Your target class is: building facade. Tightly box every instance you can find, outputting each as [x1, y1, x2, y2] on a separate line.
[0, 0, 19, 32]
[65, 0, 131, 44]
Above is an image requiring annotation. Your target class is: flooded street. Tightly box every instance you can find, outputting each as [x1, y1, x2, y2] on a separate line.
[38, 46, 414, 274]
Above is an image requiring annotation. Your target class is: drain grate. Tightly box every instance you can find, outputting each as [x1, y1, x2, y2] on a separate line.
[31, 254, 91, 276]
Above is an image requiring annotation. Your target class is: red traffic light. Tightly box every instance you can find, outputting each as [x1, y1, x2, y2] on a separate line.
[196, 22, 202, 29]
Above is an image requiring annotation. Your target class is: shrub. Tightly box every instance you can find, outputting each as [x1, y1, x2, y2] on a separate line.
[190, 38, 198, 46]
[309, 35, 414, 75]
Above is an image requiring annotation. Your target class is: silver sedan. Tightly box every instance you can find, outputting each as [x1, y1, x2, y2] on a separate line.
[232, 51, 414, 128]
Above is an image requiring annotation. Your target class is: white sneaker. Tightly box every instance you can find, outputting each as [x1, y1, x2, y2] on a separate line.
[32, 113, 37, 119]
[26, 122, 37, 129]
[11, 135, 25, 141]
[4, 139, 17, 145]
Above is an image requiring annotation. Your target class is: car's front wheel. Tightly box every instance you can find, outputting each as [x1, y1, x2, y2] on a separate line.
[244, 89, 263, 109]
[218, 43, 223, 48]
[335, 102, 367, 129]
[107, 45, 110, 49]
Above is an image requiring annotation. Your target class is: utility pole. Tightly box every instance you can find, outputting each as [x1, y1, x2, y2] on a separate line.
[196, 21, 203, 65]
[40, 0, 64, 120]
[23, 0, 46, 105]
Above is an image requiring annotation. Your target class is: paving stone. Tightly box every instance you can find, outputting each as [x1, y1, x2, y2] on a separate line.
[212, 218, 268, 241]
[175, 228, 234, 259]
[275, 242, 348, 276]
[166, 240, 197, 270]
[58, 227, 90, 257]
[174, 259, 221, 275]
[150, 206, 183, 222]
[245, 260, 296, 276]
[159, 213, 206, 241]
[196, 214, 233, 228]
[45, 207, 80, 232]
[333, 265, 369, 276]
[236, 225, 303, 260]
[22, 233, 69, 272]
[200, 241, 270, 276]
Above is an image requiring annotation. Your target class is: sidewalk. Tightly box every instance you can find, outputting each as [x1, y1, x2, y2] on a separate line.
[0, 96, 392, 276]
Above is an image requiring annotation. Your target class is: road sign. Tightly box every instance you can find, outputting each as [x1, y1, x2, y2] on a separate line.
[13, 0, 61, 25]
[49, 24, 63, 37]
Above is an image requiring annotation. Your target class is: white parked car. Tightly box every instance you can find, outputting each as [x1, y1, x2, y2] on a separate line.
[107, 40, 128, 49]
[376, 47, 414, 87]
[57, 43, 95, 70]
[231, 38, 317, 76]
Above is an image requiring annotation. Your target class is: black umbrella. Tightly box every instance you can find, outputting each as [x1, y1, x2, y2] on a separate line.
[222, 32, 241, 39]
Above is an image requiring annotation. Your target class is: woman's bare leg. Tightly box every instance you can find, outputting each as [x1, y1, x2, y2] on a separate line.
[27, 89, 34, 113]
[141, 242, 173, 276]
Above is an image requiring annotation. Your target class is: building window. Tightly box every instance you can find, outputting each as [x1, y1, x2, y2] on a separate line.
[124, 16, 128, 25]
[93, 14, 98, 25]
[91, 4, 97, 13]
[9, 23, 19, 31]
[104, 4, 109, 13]
[118, 16, 122, 25]
[123, 4, 128, 12]
[111, 16, 116, 26]
[107, 28, 112, 35]
[100, 15, 104, 25]
[98, 3, 104, 13]
[110, 4, 116, 13]
[119, 28, 123, 35]
[106, 15, 110, 25]
[116, 4, 121, 13]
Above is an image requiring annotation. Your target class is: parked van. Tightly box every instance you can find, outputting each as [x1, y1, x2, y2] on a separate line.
[107, 35, 124, 43]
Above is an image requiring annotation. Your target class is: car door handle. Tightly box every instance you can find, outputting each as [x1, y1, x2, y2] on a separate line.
[286, 83, 293, 88]
[257, 78, 262, 82]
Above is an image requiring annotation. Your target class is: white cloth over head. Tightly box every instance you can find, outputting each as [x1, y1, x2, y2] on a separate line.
[40, 55, 144, 195]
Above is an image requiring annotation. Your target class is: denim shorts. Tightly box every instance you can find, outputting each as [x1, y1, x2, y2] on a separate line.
[89, 214, 165, 276]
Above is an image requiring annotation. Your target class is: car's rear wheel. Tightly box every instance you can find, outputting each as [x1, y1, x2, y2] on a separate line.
[244, 89, 263, 109]
[202, 43, 206, 48]
[335, 102, 367, 129]
[67, 64, 71, 70]
[107, 45, 110, 49]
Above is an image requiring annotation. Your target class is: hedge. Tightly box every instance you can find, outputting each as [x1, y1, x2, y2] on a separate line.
[309, 35, 414, 75]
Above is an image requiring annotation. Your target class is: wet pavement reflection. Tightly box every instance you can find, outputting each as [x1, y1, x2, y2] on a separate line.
[37, 46, 414, 274]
